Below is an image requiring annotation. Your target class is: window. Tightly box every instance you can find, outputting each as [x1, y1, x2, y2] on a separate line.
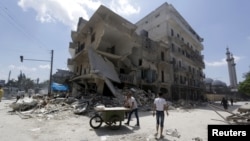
[178, 61, 181, 67]
[80, 43, 85, 51]
[177, 34, 180, 38]
[91, 33, 95, 43]
[171, 29, 174, 36]
[161, 71, 164, 82]
[120, 68, 125, 73]
[172, 58, 176, 65]
[171, 43, 175, 52]
[180, 75, 183, 83]
[79, 65, 82, 75]
[139, 59, 142, 66]
[161, 52, 165, 61]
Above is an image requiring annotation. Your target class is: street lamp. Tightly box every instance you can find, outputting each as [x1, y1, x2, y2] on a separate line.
[20, 50, 54, 97]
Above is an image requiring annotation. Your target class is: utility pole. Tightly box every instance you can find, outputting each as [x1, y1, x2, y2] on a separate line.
[48, 50, 54, 97]
[20, 49, 54, 97]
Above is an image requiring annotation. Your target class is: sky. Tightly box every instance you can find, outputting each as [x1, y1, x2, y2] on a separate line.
[0, 0, 250, 86]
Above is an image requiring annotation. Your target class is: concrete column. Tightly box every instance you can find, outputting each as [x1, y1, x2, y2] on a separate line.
[96, 79, 105, 94]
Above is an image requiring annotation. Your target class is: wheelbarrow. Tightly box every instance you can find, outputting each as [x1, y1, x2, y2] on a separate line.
[89, 106, 130, 130]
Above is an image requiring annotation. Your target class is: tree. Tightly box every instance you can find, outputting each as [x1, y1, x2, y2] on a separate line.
[22, 78, 35, 92]
[238, 69, 250, 96]
[16, 72, 35, 91]
[6, 79, 18, 87]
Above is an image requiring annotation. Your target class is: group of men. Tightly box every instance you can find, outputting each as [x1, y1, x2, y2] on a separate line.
[123, 90, 169, 139]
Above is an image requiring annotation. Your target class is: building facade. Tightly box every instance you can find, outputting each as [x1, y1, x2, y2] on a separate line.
[68, 3, 205, 100]
[136, 3, 205, 100]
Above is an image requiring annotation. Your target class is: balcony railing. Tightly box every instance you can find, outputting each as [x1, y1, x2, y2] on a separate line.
[119, 74, 134, 84]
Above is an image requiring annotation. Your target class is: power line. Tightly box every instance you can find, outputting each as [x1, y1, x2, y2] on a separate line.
[0, 1, 50, 52]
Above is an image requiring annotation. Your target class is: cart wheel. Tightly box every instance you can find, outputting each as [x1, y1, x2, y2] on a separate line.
[89, 115, 103, 129]
[109, 115, 122, 130]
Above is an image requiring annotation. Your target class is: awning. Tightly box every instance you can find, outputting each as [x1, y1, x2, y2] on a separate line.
[51, 82, 68, 91]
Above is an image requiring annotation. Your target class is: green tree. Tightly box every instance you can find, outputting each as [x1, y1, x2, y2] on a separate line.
[16, 72, 35, 92]
[22, 78, 35, 92]
[238, 69, 250, 96]
[6, 79, 18, 87]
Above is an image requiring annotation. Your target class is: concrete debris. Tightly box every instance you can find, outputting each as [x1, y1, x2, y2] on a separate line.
[16, 111, 33, 119]
[9, 97, 38, 112]
[237, 102, 250, 113]
[73, 101, 89, 114]
[173, 99, 206, 109]
[29, 128, 41, 132]
[166, 129, 181, 138]
[192, 137, 203, 141]
[8, 87, 206, 121]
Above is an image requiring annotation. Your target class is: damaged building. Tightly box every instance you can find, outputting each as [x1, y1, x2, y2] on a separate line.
[136, 3, 205, 100]
[67, 3, 205, 101]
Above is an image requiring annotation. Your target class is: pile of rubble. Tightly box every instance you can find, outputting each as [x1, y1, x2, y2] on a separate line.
[8, 86, 208, 121]
[8, 87, 156, 120]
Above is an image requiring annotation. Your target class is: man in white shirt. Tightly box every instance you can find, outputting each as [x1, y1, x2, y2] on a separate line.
[153, 92, 169, 139]
[124, 91, 140, 126]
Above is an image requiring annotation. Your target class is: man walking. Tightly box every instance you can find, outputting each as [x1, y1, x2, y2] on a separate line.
[124, 91, 140, 126]
[153, 92, 169, 139]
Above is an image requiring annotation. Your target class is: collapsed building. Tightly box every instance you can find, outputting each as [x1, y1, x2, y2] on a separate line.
[67, 3, 205, 101]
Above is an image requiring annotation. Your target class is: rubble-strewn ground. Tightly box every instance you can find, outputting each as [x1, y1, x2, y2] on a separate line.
[0, 96, 249, 141]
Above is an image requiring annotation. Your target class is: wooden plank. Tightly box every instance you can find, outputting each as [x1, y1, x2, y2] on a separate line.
[208, 104, 231, 124]
[95, 107, 130, 112]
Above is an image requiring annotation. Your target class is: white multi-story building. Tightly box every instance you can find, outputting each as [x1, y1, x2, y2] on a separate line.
[136, 2, 205, 100]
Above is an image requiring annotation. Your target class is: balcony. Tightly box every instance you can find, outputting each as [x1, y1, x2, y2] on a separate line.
[69, 42, 77, 49]
[71, 31, 78, 42]
[119, 73, 134, 84]
[74, 43, 86, 56]
[67, 58, 74, 66]
[168, 36, 185, 46]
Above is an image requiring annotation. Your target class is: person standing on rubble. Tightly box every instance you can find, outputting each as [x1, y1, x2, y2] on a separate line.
[152, 92, 169, 139]
[124, 91, 140, 126]
[0, 85, 4, 102]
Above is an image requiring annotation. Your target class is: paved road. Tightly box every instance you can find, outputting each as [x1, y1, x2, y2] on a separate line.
[1, 98, 246, 141]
